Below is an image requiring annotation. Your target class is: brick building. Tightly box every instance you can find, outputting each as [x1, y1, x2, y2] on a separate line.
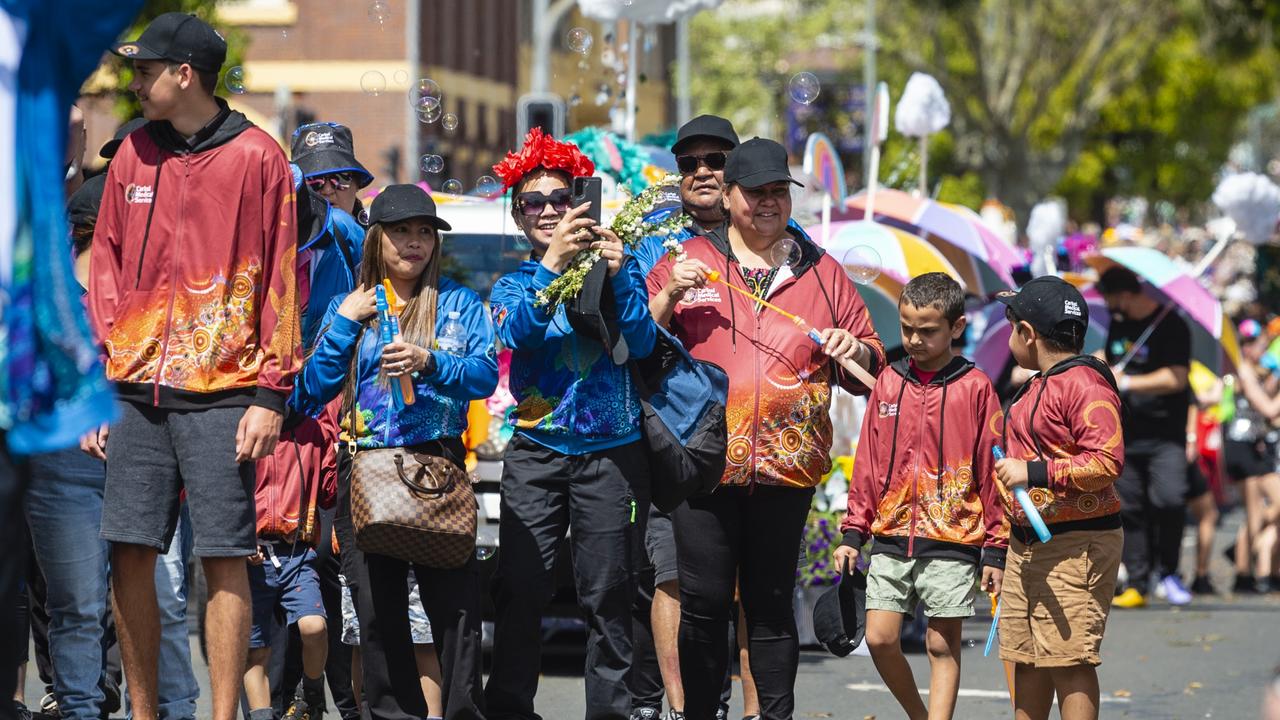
[82, 0, 677, 190]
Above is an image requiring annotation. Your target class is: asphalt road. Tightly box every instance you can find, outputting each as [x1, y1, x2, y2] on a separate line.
[23, 508, 1280, 720]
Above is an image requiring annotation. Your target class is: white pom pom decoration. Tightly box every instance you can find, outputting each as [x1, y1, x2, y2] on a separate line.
[1212, 172, 1280, 245]
[1027, 200, 1066, 277]
[894, 72, 950, 138]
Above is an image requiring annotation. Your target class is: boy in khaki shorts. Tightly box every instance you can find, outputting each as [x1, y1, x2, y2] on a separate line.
[994, 277, 1125, 720]
[836, 274, 1008, 720]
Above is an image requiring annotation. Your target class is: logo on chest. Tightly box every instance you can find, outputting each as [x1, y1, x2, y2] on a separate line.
[879, 401, 899, 418]
[680, 287, 721, 305]
[125, 183, 154, 204]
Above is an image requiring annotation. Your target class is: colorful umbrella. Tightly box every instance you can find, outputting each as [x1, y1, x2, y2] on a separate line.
[810, 220, 963, 288]
[1084, 247, 1241, 374]
[856, 276, 905, 351]
[838, 189, 1018, 291]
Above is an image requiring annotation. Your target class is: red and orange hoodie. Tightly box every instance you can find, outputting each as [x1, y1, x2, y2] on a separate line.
[1001, 356, 1124, 541]
[647, 225, 886, 489]
[254, 402, 339, 545]
[841, 357, 1008, 568]
[89, 101, 301, 414]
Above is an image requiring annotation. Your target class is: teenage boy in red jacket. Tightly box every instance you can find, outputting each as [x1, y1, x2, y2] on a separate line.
[836, 273, 1007, 720]
[994, 277, 1125, 720]
[83, 13, 301, 720]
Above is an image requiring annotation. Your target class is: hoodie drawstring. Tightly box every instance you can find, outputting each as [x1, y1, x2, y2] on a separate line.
[879, 378, 910, 499]
[936, 375, 950, 505]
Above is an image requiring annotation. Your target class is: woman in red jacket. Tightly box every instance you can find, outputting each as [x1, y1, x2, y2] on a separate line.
[647, 138, 885, 719]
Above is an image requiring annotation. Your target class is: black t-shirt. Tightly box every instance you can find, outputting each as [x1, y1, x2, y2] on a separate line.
[1104, 306, 1191, 441]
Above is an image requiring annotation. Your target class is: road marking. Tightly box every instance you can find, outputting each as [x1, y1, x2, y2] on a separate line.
[844, 682, 1132, 704]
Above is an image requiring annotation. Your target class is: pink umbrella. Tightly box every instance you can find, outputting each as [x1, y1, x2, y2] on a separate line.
[837, 189, 1020, 289]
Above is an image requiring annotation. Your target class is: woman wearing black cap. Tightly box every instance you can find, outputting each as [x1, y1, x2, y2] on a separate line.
[647, 138, 885, 719]
[296, 184, 497, 720]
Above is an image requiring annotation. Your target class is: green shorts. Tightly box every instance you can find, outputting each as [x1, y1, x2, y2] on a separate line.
[865, 553, 977, 618]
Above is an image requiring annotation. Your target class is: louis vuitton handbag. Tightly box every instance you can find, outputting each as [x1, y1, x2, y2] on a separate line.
[347, 405, 477, 568]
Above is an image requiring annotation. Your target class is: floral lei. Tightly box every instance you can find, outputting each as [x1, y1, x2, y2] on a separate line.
[536, 174, 691, 310]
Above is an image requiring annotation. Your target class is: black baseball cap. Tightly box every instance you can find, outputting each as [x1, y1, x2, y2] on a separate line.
[724, 137, 804, 189]
[67, 173, 106, 227]
[291, 122, 374, 188]
[812, 569, 867, 658]
[997, 275, 1088, 337]
[112, 12, 228, 73]
[99, 118, 148, 160]
[671, 114, 740, 155]
[368, 184, 452, 231]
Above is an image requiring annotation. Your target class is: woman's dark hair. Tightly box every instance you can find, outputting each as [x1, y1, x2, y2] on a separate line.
[71, 223, 94, 258]
[1096, 266, 1142, 295]
[900, 272, 964, 324]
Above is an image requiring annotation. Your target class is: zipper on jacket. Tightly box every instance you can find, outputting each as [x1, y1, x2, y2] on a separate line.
[152, 155, 190, 405]
[908, 381, 927, 557]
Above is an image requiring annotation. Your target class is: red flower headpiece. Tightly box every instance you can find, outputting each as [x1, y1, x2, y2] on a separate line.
[493, 127, 596, 192]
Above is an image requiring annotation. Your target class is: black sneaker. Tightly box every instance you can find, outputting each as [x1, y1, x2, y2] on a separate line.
[667, 711, 686, 720]
[14, 701, 32, 720]
[282, 698, 319, 720]
[1233, 574, 1260, 594]
[1190, 575, 1217, 595]
[629, 709, 661, 720]
[1257, 576, 1273, 594]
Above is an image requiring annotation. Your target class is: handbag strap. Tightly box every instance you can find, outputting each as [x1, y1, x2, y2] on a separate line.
[394, 453, 455, 496]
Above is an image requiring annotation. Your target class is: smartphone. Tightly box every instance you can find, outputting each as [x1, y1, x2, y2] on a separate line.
[572, 176, 602, 225]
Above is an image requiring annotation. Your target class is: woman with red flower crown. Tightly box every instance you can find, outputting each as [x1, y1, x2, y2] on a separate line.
[484, 129, 657, 719]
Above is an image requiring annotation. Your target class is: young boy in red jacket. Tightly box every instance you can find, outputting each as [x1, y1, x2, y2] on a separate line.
[836, 273, 1007, 720]
[994, 276, 1125, 720]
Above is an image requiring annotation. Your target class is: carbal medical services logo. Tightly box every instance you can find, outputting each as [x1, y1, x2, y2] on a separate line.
[117, 44, 139, 56]
[304, 130, 335, 148]
[125, 183, 154, 204]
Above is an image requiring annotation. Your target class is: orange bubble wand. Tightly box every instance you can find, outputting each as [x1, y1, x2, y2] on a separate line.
[705, 270, 877, 388]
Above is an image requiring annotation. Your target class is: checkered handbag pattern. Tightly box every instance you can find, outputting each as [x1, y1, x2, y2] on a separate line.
[350, 447, 477, 568]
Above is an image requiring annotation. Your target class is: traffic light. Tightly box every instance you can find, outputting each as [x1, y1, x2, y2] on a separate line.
[517, 93, 566, 139]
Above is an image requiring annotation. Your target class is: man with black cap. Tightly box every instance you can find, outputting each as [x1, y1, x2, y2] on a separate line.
[85, 13, 301, 720]
[629, 114, 748, 720]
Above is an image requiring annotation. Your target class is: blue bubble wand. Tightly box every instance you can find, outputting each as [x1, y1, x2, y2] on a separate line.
[993, 445, 1051, 543]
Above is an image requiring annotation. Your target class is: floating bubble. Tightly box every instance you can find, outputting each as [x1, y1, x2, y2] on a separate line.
[443, 179, 463, 195]
[360, 70, 387, 96]
[419, 154, 444, 174]
[566, 27, 593, 55]
[224, 66, 246, 95]
[417, 102, 443, 124]
[409, 78, 443, 115]
[475, 546, 495, 561]
[393, 70, 409, 85]
[770, 236, 803, 267]
[569, 93, 582, 107]
[576, 59, 589, 72]
[368, 0, 389, 24]
[615, 72, 627, 86]
[594, 84, 613, 106]
[441, 113, 459, 132]
[279, 28, 289, 40]
[601, 49, 618, 67]
[476, 175, 501, 198]
[839, 245, 882, 285]
[789, 71, 820, 105]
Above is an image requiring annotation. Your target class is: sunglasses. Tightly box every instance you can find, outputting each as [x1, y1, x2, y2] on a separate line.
[676, 152, 727, 174]
[305, 172, 356, 191]
[515, 189, 573, 216]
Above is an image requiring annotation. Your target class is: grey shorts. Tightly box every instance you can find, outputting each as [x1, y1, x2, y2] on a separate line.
[101, 401, 256, 557]
[644, 507, 678, 587]
[339, 572, 433, 646]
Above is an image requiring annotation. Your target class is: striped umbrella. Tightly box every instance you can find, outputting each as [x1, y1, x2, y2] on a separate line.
[810, 220, 964, 288]
[839, 189, 1019, 291]
[856, 274, 907, 351]
[1084, 247, 1240, 374]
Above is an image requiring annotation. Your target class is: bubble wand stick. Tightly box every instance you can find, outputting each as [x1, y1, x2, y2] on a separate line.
[992, 445, 1051, 543]
[375, 283, 416, 410]
[705, 269, 878, 389]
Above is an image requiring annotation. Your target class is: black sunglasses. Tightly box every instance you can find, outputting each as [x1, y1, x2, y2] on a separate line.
[305, 172, 356, 191]
[676, 152, 727, 174]
[515, 188, 573, 216]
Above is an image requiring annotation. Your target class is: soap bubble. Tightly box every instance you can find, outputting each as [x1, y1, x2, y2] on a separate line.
[569, 93, 582, 107]
[770, 236, 803, 267]
[441, 113, 459, 132]
[368, 0, 389, 24]
[410, 78, 442, 110]
[839, 245, 882, 285]
[594, 84, 613, 106]
[789, 71, 820, 105]
[475, 546, 495, 560]
[417, 102, 443, 124]
[443, 179, 463, 195]
[360, 70, 387, 96]
[566, 27, 593, 55]
[279, 28, 289, 40]
[476, 176, 501, 198]
[224, 66, 246, 95]
[393, 70, 409, 85]
[419, 154, 444, 174]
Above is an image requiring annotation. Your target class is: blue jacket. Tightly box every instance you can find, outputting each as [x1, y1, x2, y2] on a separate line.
[300, 204, 364, 348]
[297, 278, 498, 449]
[489, 257, 656, 455]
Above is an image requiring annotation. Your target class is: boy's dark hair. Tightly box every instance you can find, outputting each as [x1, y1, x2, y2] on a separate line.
[1096, 266, 1142, 295]
[166, 61, 218, 97]
[899, 272, 964, 324]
